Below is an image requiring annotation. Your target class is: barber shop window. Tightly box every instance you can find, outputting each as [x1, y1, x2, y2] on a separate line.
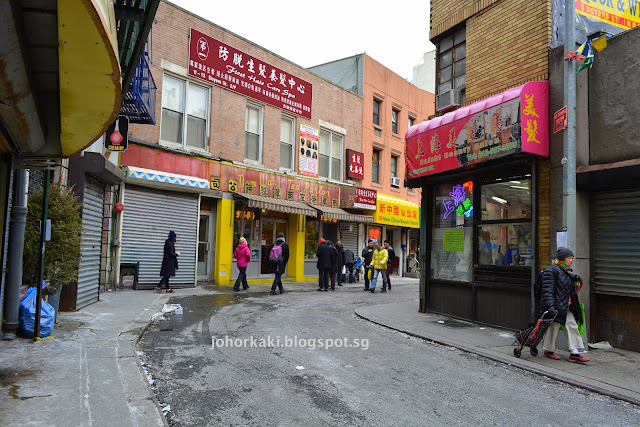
[431, 181, 473, 282]
[477, 176, 532, 266]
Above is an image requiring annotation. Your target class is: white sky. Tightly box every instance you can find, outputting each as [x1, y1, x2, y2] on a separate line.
[171, 0, 435, 80]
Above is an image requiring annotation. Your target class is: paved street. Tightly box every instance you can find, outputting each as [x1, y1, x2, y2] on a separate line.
[139, 284, 640, 426]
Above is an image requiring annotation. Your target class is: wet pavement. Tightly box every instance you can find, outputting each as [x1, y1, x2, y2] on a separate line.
[138, 284, 640, 426]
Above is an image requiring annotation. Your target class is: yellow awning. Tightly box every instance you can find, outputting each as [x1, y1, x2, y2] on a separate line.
[369, 193, 420, 228]
[58, 0, 121, 157]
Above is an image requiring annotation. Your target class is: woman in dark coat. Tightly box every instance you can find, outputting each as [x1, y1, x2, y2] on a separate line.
[157, 230, 179, 293]
[316, 239, 331, 291]
[327, 241, 339, 291]
[541, 247, 589, 362]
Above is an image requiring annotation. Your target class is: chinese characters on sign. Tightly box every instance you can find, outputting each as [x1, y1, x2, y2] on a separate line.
[346, 149, 364, 180]
[299, 124, 319, 177]
[406, 81, 548, 179]
[354, 187, 377, 210]
[442, 183, 473, 220]
[188, 28, 312, 119]
[375, 196, 420, 228]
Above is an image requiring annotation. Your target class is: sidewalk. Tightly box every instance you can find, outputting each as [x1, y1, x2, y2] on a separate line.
[356, 299, 640, 406]
[0, 287, 207, 426]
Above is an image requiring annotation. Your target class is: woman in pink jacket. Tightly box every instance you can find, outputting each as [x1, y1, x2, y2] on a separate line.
[233, 237, 251, 291]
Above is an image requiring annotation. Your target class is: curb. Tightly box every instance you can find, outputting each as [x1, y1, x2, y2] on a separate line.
[355, 308, 640, 407]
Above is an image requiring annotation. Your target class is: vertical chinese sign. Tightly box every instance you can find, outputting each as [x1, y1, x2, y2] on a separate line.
[346, 149, 364, 180]
[299, 124, 319, 177]
[188, 28, 312, 119]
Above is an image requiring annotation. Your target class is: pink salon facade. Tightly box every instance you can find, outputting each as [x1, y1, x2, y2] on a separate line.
[405, 81, 550, 330]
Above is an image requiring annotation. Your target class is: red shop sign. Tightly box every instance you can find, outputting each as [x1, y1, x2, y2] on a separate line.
[354, 187, 377, 210]
[346, 149, 364, 180]
[188, 28, 312, 119]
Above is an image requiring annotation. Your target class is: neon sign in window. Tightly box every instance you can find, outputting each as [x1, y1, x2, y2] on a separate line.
[443, 182, 473, 219]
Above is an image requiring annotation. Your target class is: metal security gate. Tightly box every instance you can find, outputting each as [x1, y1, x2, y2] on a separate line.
[593, 190, 640, 297]
[77, 179, 104, 309]
[121, 185, 198, 289]
[340, 223, 358, 255]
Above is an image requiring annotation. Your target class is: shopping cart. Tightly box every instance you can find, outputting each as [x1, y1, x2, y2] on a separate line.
[513, 310, 557, 358]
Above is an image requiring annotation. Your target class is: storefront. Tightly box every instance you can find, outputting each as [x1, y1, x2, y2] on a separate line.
[231, 194, 316, 280]
[367, 193, 420, 277]
[120, 166, 215, 289]
[405, 81, 549, 329]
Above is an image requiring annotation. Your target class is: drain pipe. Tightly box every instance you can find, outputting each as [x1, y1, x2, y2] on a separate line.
[2, 169, 29, 340]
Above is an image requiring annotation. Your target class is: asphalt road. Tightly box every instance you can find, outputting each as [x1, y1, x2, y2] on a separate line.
[138, 286, 640, 426]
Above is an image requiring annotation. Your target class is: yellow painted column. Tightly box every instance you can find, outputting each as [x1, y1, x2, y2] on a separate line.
[214, 197, 234, 286]
[287, 214, 306, 281]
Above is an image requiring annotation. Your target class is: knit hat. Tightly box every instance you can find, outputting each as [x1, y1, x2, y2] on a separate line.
[239, 237, 247, 244]
[319, 238, 326, 244]
[557, 246, 574, 260]
[277, 232, 285, 239]
[168, 230, 177, 239]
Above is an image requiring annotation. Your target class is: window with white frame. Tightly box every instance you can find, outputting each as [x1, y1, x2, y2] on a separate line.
[392, 109, 399, 134]
[280, 115, 295, 169]
[245, 103, 262, 162]
[318, 130, 343, 181]
[408, 116, 415, 129]
[372, 149, 380, 183]
[161, 74, 209, 150]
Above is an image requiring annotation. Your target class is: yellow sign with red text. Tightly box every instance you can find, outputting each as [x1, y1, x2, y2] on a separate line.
[370, 194, 420, 228]
[575, 0, 640, 30]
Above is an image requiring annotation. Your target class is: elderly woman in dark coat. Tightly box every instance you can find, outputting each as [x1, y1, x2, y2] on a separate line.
[156, 231, 179, 293]
[541, 247, 589, 362]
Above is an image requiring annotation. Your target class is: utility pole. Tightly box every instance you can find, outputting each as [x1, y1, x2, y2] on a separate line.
[562, 0, 577, 253]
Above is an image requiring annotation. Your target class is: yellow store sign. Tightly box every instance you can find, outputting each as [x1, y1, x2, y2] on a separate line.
[371, 194, 420, 228]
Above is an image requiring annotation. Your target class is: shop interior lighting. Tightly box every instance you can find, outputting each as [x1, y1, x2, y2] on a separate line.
[510, 185, 530, 190]
[492, 196, 508, 204]
[509, 180, 521, 184]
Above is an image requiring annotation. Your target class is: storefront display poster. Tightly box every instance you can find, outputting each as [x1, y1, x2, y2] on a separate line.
[299, 124, 319, 177]
[443, 229, 465, 252]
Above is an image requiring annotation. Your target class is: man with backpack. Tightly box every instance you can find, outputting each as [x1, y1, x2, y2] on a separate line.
[269, 232, 289, 295]
[384, 240, 396, 291]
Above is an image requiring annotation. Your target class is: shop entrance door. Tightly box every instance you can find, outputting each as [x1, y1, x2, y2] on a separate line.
[261, 219, 287, 274]
[197, 212, 213, 280]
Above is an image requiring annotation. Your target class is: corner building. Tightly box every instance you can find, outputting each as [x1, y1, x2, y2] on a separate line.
[121, 0, 367, 287]
[407, 0, 552, 329]
[310, 54, 435, 278]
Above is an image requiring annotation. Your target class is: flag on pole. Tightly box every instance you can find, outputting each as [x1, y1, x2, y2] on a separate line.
[576, 40, 594, 74]
[591, 35, 608, 52]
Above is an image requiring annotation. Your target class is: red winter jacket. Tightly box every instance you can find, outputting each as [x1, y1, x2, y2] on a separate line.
[234, 242, 251, 267]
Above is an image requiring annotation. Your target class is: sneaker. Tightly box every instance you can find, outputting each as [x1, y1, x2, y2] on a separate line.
[279, 289, 285, 294]
[243, 286, 250, 290]
[544, 350, 560, 360]
[363, 288, 370, 291]
[233, 287, 239, 292]
[166, 289, 175, 293]
[370, 288, 375, 293]
[324, 288, 328, 292]
[155, 287, 163, 293]
[569, 354, 590, 363]
[381, 289, 386, 293]
[270, 290, 277, 295]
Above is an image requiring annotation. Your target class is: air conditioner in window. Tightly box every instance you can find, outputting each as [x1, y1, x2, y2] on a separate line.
[391, 176, 401, 187]
[436, 89, 462, 112]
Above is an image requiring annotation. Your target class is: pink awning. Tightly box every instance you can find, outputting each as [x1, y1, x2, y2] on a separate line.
[405, 81, 549, 179]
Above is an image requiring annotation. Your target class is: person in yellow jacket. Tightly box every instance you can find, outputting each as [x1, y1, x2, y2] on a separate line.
[369, 242, 389, 293]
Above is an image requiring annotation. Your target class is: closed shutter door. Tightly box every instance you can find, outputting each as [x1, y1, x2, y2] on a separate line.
[593, 190, 640, 297]
[340, 223, 358, 255]
[77, 179, 104, 309]
[121, 186, 198, 289]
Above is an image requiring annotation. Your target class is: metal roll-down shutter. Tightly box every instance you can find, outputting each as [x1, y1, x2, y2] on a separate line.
[77, 178, 104, 309]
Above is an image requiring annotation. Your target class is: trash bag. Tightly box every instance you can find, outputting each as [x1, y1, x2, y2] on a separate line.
[18, 287, 55, 339]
